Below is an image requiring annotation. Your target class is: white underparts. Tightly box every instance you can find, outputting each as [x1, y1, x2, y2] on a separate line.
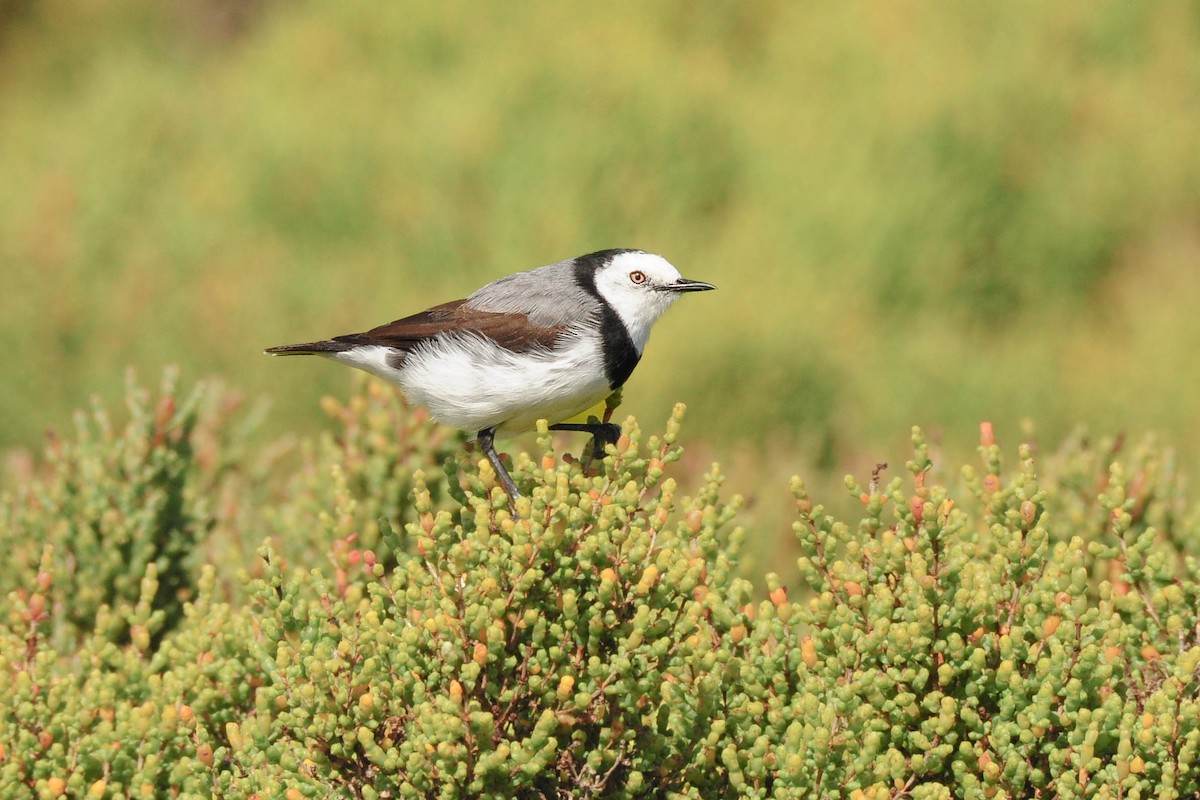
[331, 332, 613, 436]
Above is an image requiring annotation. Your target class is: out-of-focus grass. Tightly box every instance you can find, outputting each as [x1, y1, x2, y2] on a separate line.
[3, 1, 1200, 553]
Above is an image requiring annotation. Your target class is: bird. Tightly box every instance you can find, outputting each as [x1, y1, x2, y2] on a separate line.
[264, 248, 715, 499]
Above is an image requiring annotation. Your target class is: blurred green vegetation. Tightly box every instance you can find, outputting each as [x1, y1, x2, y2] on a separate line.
[3, 1, 1200, 518]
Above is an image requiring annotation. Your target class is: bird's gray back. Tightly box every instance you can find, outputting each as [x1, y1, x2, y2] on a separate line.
[465, 260, 598, 328]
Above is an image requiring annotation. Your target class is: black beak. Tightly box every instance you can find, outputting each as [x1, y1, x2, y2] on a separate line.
[667, 278, 717, 293]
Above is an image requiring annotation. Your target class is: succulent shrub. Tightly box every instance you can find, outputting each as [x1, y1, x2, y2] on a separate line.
[0, 368, 246, 646]
[223, 408, 747, 799]
[782, 426, 1200, 799]
[2, 374, 1199, 799]
[261, 377, 461, 576]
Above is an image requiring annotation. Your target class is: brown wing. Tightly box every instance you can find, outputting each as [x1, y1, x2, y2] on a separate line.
[332, 299, 569, 354]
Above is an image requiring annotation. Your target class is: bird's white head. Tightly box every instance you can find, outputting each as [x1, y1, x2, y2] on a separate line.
[591, 251, 715, 352]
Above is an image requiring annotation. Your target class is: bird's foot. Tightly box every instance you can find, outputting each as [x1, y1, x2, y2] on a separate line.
[588, 423, 621, 461]
[549, 421, 622, 463]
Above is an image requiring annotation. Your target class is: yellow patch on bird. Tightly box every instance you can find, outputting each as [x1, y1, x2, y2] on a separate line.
[560, 399, 608, 425]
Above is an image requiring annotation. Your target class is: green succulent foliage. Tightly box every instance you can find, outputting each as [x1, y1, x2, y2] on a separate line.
[0, 558, 261, 799]
[0, 368, 244, 645]
[262, 377, 462, 575]
[3, 375, 1200, 799]
[789, 427, 1200, 799]
[233, 407, 747, 799]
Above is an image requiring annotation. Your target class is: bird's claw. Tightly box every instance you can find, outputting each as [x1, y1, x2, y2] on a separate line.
[590, 423, 622, 461]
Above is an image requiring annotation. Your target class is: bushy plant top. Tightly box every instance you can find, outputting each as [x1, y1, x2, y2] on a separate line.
[2, 374, 1198, 798]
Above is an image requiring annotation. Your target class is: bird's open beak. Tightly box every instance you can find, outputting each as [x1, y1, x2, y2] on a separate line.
[667, 278, 717, 293]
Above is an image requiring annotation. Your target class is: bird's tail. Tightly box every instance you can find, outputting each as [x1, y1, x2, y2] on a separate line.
[263, 340, 352, 356]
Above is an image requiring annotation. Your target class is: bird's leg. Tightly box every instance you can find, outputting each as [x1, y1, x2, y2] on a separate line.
[477, 427, 521, 499]
[549, 422, 622, 462]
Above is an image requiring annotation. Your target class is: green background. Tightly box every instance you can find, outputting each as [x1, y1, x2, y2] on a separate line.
[3, 1, 1199, 514]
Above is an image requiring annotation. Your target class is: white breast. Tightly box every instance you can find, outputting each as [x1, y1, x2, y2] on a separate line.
[363, 331, 614, 436]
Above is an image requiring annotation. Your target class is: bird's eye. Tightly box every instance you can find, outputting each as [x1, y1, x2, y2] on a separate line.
[629, 271, 648, 285]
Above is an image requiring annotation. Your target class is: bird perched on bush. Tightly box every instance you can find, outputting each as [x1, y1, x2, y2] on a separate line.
[266, 248, 715, 498]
